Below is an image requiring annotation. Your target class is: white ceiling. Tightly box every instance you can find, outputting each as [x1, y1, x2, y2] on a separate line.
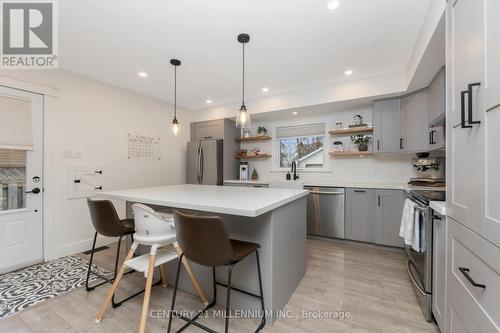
[59, 0, 432, 110]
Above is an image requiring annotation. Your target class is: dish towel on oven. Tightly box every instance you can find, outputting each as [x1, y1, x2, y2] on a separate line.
[399, 199, 423, 252]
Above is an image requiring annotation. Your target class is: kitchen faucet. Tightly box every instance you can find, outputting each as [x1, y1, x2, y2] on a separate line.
[291, 161, 299, 180]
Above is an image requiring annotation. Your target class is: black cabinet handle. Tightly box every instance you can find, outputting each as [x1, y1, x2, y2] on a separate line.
[467, 82, 481, 125]
[429, 130, 436, 144]
[377, 139, 380, 151]
[432, 215, 442, 220]
[461, 90, 472, 128]
[95, 186, 102, 190]
[378, 195, 381, 207]
[400, 138, 404, 150]
[354, 189, 366, 193]
[458, 267, 486, 289]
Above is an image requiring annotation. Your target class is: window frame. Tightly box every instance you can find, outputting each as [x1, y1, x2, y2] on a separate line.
[276, 133, 326, 171]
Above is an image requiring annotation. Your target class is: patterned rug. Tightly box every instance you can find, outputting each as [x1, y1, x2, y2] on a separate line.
[0, 255, 110, 319]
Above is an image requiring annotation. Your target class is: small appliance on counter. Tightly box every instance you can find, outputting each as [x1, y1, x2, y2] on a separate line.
[408, 154, 445, 187]
[239, 162, 249, 180]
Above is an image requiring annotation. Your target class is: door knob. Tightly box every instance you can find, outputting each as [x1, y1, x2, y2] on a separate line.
[25, 188, 41, 194]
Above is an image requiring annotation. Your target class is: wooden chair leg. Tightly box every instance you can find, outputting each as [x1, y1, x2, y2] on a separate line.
[173, 242, 208, 305]
[138, 254, 156, 333]
[95, 246, 135, 323]
[159, 264, 168, 288]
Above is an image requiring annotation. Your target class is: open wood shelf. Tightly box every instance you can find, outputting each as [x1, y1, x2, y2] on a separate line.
[235, 154, 272, 159]
[329, 151, 373, 157]
[329, 126, 373, 136]
[235, 135, 272, 142]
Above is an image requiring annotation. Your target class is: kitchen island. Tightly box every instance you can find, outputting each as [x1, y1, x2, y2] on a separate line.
[98, 184, 309, 322]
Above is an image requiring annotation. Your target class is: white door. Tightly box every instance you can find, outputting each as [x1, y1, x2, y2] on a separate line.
[0, 86, 43, 273]
[446, 0, 485, 233]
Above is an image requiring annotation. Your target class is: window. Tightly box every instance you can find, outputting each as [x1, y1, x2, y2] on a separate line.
[276, 123, 325, 169]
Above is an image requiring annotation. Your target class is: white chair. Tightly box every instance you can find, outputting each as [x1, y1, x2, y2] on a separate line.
[95, 203, 208, 333]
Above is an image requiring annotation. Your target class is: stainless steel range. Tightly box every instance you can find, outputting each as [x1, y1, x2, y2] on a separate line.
[406, 189, 445, 322]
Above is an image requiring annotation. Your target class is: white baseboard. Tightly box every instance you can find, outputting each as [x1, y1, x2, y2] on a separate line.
[45, 235, 117, 261]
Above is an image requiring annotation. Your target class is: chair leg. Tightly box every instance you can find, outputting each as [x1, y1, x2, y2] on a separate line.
[159, 264, 168, 288]
[173, 242, 208, 305]
[111, 235, 124, 307]
[255, 251, 266, 332]
[138, 254, 156, 333]
[167, 253, 184, 333]
[85, 232, 98, 292]
[225, 264, 234, 333]
[95, 245, 136, 323]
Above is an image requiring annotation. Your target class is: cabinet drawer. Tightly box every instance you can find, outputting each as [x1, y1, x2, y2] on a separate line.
[449, 219, 500, 332]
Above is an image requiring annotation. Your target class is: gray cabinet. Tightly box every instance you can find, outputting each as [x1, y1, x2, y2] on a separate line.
[373, 100, 400, 153]
[345, 188, 375, 243]
[191, 119, 225, 141]
[429, 68, 446, 125]
[374, 190, 404, 248]
[400, 90, 429, 153]
[432, 212, 446, 332]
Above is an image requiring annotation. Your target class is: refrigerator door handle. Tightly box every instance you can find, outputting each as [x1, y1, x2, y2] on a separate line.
[196, 142, 201, 183]
[200, 145, 204, 183]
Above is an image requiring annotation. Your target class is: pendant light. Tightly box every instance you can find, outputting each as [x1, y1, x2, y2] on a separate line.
[170, 59, 181, 135]
[236, 33, 251, 128]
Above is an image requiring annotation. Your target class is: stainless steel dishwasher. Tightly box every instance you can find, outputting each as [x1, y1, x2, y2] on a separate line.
[304, 186, 345, 239]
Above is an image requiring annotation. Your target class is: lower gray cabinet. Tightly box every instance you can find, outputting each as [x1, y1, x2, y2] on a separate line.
[374, 190, 405, 247]
[345, 188, 375, 243]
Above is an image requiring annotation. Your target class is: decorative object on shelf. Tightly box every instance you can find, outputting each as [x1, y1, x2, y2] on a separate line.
[239, 162, 249, 180]
[350, 134, 372, 151]
[251, 168, 259, 180]
[335, 122, 343, 130]
[349, 114, 368, 128]
[257, 126, 268, 136]
[238, 149, 248, 157]
[170, 59, 181, 135]
[236, 33, 251, 128]
[332, 141, 344, 152]
[243, 130, 251, 138]
[250, 148, 261, 156]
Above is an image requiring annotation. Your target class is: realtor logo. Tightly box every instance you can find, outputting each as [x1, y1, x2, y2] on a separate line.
[1, 0, 58, 69]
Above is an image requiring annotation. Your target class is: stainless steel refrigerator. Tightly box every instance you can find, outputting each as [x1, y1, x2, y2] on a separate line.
[187, 140, 223, 185]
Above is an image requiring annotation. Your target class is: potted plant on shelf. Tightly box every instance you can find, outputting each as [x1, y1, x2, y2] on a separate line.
[257, 126, 268, 136]
[350, 134, 372, 151]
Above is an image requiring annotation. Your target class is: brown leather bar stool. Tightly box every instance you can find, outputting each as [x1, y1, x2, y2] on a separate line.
[168, 210, 266, 333]
[86, 198, 147, 308]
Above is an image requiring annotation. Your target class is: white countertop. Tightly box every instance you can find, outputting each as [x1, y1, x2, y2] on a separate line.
[430, 201, 447, 215]
[224, 179, 445, 192]
[98, 184, 309, 217]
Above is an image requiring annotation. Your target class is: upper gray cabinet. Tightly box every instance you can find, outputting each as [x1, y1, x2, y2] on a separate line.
[191, 119, 225, 141]
[400, 90, 430, 153]
[429, 69, 446, 125]
[373, 99, 400, 153]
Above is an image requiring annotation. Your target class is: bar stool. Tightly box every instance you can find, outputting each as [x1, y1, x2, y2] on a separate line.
[95, 203, 208, 333]
[168, 210, 266, 333]
[86, 198, 138, 308]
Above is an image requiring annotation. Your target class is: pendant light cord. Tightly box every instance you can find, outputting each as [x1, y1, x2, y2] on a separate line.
[242, 42, 245, 109]
[174, 65, 177, 119]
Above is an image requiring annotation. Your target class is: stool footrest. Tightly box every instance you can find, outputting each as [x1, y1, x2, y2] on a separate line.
[124, 250, 178, 273]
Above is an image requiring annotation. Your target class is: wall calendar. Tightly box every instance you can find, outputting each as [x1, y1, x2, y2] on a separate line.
[128, 133, 161, 160]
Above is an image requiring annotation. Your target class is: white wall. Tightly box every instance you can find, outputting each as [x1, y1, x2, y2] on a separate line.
[0, 70, 192, 260]
[239, 106, 416, 184]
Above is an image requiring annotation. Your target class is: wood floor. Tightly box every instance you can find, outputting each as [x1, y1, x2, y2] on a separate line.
[1, 238, 439, 333]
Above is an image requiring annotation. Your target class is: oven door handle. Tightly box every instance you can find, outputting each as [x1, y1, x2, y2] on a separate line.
[407, 259, 426, 295]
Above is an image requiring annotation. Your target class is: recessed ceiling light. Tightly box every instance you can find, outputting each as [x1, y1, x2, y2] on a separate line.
[292, 111, 298, 115]
[138, 71, 148, 77]
[206, 99, 212, 104]
[344, 69, 353, 76]
[262, 87, 269, 92]
[327, 0, 340, 10]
